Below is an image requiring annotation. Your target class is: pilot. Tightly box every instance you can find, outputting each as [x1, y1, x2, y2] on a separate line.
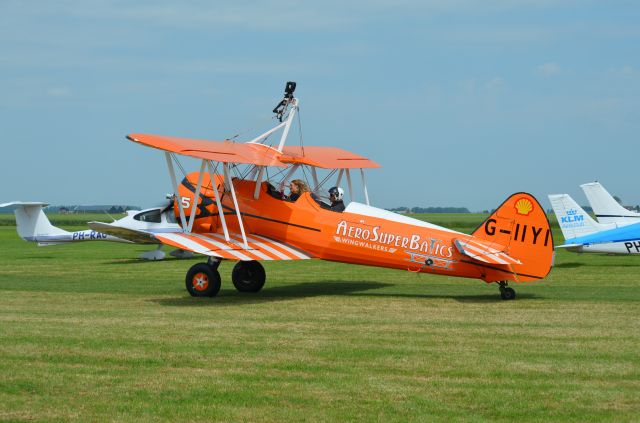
[288, 179, 309, 202]
[327, 186, 345, 212]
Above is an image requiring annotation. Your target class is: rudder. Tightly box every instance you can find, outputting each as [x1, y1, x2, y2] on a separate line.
[472, 193, 554, 282]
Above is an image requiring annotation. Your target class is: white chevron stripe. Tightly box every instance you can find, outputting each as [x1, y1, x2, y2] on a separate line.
[461, 243, 510, 265]
[189, 233, 253, 261]
[457, 239, 521, 265]
[211, 233, 290, 260]
[159, 233, 222, 257]
[251, 234, 310, 259]
[209, 233, 274, 260]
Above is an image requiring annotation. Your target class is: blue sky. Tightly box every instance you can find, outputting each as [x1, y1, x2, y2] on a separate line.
[1, 1, 639, 211]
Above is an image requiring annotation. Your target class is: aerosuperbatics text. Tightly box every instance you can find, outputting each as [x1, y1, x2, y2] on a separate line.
[333, 220, 456, 270]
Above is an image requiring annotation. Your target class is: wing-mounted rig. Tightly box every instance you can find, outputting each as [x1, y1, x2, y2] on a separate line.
[128, 81, 378, 246]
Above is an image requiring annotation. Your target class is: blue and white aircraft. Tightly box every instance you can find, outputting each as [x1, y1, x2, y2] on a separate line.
[1, 201, 187, 260]
[548, 194, 640, 254]
[580, 182, 640, 226]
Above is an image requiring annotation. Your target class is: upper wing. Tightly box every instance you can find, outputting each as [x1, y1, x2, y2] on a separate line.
[454, 238, 522, 265]
[127, 134, 286, 167]
[280, 146, 380, 169]
[127, 134, 379, 169]
[154, 232, 313, 261]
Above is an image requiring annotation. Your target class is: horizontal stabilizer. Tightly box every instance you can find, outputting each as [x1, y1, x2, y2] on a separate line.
[1, 201, 69, 241]
[454, 238, 521, 265]
[155, 232, 313, 261]
[0, 201, 50, 208]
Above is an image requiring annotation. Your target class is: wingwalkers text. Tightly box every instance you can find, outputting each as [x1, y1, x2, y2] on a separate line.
[334, 220, 454, 258]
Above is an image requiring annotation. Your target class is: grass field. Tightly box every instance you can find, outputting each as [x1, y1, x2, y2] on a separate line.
[0, 214, 639, 421]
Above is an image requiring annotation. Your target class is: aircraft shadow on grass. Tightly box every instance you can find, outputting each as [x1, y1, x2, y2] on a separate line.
[554, 261, 640, 269]
[151, 280, 538, 307]
[554, 262, 585, 269]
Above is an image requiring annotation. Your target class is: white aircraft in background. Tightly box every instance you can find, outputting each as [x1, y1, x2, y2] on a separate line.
[1, 201, 188, 260]
[580, 182, 640, 226]
[548, 193, 640, 254]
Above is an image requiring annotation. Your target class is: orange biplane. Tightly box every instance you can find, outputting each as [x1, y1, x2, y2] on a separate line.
[117, 82, 553, 300]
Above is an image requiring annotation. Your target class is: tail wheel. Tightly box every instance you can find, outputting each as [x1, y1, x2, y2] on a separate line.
[498, 281, 516, 300]
[231, 261, 266, 293]
[186, 263, 221, 297]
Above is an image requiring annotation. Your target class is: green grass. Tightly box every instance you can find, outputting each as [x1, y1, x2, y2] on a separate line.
[0, 217, 639, 422]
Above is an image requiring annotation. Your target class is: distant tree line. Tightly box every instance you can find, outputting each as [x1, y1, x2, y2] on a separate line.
[51, 205, 140, 214]
[387, 206, 471, 214]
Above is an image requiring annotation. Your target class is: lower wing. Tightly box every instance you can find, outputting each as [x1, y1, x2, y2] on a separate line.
[154, 232, 313, 261]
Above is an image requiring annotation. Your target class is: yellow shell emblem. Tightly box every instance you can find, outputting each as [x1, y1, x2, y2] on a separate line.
[515, 198, 534, 216]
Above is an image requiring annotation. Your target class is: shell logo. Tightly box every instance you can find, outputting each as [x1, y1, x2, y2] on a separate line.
[515, 198, 534, 216]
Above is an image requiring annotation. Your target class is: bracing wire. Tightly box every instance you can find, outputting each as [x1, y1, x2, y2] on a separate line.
[316, 169, 337, 191]
[225, 114, 279, 142]
[296, 107, 305, 156]
[172, 154, 187, 179]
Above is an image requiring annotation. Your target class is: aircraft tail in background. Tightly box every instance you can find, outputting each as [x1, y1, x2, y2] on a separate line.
[580, 182, 640, 226]
[0, 201, 126, 246]
[547, 194, 615, 241]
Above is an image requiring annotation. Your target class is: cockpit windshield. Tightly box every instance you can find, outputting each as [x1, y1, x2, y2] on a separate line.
[133, 209, 162, 223]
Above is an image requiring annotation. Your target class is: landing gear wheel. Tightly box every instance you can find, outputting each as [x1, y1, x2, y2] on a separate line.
[186, 263, 221, 297]
[232, 261, 266, 293]
[498, 281, 516, 300]
[500, 287, 516, 300]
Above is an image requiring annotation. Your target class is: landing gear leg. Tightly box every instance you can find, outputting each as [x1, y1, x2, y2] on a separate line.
[207, 256, 221, 270]
[498, 281, 516, 301]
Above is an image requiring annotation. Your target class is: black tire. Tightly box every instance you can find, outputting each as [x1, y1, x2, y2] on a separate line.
[500, 287, 516, 300]
[185, 263, 221, 297]
[231, 261, 266, 292]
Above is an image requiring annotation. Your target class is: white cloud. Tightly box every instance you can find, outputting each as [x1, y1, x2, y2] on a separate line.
[608, 65, 636, 77]
[483, 77, 505, 90]
[534, 62, 562, 76]
[46, 86, 72, 97]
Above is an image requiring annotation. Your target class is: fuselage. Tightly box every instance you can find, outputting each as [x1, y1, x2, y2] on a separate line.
[184, 180, 551, 283]
[563, 221, 640, 254]
[563, 241, 640, 254]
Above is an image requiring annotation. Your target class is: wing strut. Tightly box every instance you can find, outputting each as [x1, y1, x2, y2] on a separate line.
[165, 152, 188, 230]
[253, 166, 265, 199]
[345, 169, 354, 203]
[187, 160, 207, 233]
[205, 160, 230, 242]
[311, 167, 319, 191]
[224, 163, 249, 249]
[360, 168, 370, 206]
[336, 169, 344, 187]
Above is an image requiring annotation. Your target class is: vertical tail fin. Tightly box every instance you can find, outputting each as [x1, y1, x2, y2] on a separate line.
[471, 193, 553, 282]
[580, 182, 640, 225]
[547, 194, 615, 241]
[0, 202, 69, 243]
